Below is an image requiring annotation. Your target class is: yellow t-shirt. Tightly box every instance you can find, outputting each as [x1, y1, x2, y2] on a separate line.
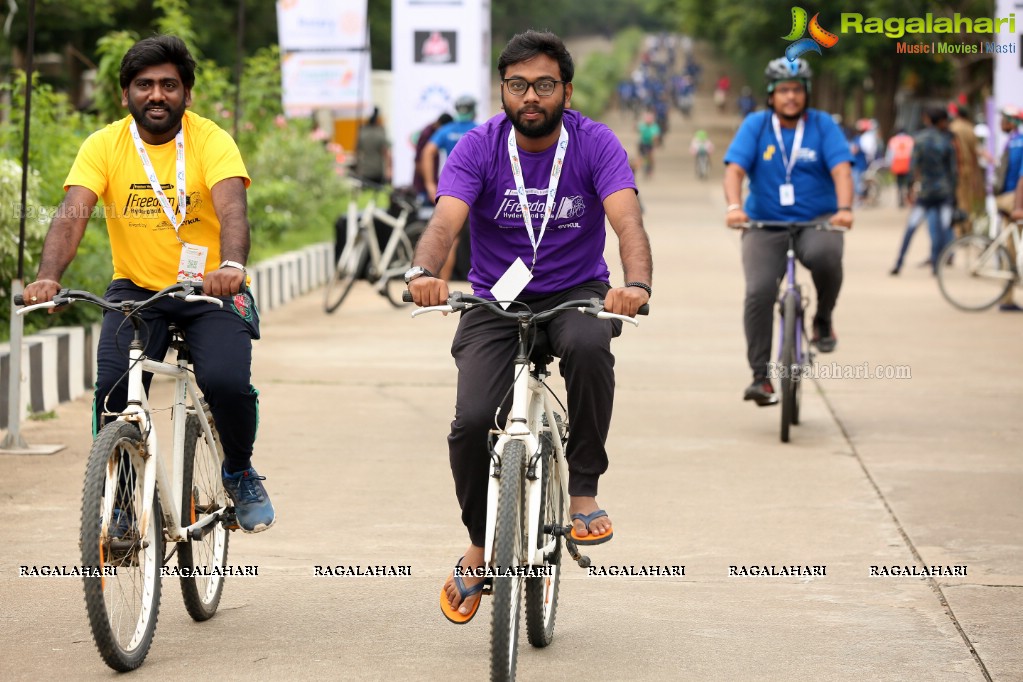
[64, 111, 251, 291]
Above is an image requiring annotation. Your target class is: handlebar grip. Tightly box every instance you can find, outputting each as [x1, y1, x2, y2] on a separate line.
[402, 290, 413, 303]
[637, 303, 650, 315]
[13, 294, 24, 306]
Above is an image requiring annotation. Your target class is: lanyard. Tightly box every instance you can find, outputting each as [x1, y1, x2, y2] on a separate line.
[771, 114, 804, 184]
[506, 124, 569, 269]
[130, 121, 187, 242]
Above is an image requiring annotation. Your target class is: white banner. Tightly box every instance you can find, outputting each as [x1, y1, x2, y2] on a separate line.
[281, 51, 373, 118]
[276, 0, 367, 51]
[993, 0, 1022, 151]
[391, 0, 491, 185]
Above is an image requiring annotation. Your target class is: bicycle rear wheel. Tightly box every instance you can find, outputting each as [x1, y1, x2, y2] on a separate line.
[525, 414, 564, 648]
[491, 440, 527, 681]
[937, 235, 1014, 311]
[81, 421, 163, 672]
[178, 409, 230, 621]
[780, 293, 797, 443]
[324, 237, 367, 314]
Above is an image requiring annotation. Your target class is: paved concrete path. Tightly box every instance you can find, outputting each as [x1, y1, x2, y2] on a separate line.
[2, 46, 1021, 682]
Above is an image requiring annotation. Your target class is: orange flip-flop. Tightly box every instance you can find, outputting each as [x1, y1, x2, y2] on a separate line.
[570, 509, 613, 545]
[440, 557, 486, 624]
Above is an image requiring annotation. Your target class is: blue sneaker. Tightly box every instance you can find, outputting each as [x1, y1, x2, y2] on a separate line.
[109, 508, 133, 539]
[222, 465, 276, 533]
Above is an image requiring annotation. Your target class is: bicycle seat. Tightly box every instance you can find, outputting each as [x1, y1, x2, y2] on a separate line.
[168, 324, 191, 357]
[528, 329, 556, 367]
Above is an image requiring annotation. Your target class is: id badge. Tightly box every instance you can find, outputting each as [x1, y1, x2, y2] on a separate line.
[178, 243, 208, 281]
[490, 257, 533, 309]
[779, 183, 795, 206]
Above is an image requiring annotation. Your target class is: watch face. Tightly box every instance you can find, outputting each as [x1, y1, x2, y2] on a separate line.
[404, 266, 423, 284]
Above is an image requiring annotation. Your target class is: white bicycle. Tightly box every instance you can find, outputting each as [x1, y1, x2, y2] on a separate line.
[18, 282, 235, 671]
[409, 292, 646, 681]
[937, 218, 1021, 310]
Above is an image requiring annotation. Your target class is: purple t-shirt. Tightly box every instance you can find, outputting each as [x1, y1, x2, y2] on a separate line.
[436, 109, 636, 299]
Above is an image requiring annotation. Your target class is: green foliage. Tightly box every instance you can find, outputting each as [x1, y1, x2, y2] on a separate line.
[246, 117, 347, 258]
[570, 28, 645, 117]
[94, 31, 140, 122]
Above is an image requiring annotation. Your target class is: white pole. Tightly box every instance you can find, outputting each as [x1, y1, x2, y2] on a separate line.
[1, 279, 28, 449]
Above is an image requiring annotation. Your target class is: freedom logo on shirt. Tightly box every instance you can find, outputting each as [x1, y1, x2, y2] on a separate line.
[494, 189, 585, 222]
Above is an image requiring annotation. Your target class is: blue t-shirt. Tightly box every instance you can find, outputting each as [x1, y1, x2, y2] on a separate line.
[429, 120, 478, 157]
[436, 109, 637, 299]
[723, 109, 852, 221]
[1001, 132, 1023, 194]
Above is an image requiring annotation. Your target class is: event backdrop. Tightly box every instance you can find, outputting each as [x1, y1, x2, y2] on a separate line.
[391, 0, 491, 185]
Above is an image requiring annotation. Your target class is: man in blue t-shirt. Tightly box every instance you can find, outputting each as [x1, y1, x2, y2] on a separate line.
[994, 106, 1023, 311]
[723, 57, 853, 406]
[407, 30, 652, 625]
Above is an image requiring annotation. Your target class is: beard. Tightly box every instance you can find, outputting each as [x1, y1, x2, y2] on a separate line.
[127, 98, 186, 138]
[504, 94, 566, 139]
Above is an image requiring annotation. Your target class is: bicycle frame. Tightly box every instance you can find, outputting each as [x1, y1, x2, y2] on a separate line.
[117, 333, 227, 545]
[482, 325, 569, 567]
[343, 194, 414, 294]
[776, 236, 807, 367]
[973, 220, 1022, 280]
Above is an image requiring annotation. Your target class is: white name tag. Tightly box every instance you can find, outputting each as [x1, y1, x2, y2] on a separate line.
[490, 257, 533, 309]
[178, 243, 208, 281]
[779, 183, 795, 206]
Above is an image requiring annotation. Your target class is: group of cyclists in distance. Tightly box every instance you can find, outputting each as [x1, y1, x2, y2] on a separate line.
[16, 21, 1023, 654]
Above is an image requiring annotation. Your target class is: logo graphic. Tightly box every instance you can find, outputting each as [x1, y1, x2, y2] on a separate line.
[783, 7, 839, 61]
[555, 196, 585, 220]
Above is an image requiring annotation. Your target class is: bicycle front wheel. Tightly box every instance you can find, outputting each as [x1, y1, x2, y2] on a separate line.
[178, 410, 230, 621]
[81, 421, 163, 672]
[525, 414, 564, 648]
[324, 237, 367, 313]
[780, 293, 798, 443]
[491, 440, 527, 681]
[937, 235, 1014, 311]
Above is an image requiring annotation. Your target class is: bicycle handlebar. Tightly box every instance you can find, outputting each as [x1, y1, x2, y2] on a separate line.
[405, 291, 649, 326]
[15, 281, 223, 316]
[741, 220, 849, 232]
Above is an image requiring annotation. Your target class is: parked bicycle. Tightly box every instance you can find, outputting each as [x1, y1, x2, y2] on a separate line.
[17, 282, 236, 671]
[937, 217, 1021, 310]
[745, 221, 843, 442]
[324, 180, 428, 313]
[407, 291, 646, 680]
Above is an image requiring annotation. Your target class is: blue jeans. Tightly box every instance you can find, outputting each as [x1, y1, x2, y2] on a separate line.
[923, 202, 953, 273]
[893, 205, 925, 271]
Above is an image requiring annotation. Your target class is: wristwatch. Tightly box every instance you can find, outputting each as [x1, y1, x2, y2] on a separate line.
[404, 265, 435, 284]
[219, 259, 247, 274]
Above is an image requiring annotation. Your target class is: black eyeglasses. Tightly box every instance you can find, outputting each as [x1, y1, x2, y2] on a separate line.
[501, 77, 566, 97]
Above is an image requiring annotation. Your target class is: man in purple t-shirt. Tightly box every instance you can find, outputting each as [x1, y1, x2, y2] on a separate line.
[407, 30, 652, 624]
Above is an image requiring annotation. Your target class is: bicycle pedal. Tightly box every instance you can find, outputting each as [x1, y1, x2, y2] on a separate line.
[222, 510, 239, 531]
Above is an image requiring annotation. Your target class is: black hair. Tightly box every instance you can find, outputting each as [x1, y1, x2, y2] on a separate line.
[438, 113, 454, 125]
[119, 35, 196, 90]
[956, 105, 972, 119]
[926, 106, 949, 125]
[498, 30, 574, 83]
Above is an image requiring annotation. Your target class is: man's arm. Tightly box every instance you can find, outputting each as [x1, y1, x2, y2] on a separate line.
[723, 162, 748, 227]
[1011, 175, 1023, 221]
[603, 188, 652, 317]
[420, 142, 440, 203]
[205, 176, 250, 296]
[407, 194, 469, 307]
[23, 185, 97, 304]
[830, 161, 854, 228]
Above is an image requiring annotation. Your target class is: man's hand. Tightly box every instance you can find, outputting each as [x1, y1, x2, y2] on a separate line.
[204, 267, 245, 297]
[604, 285, 649, 317]
[726, 207, 749, 229]
[831, 208, 854, 229]
[22, 279, 63, 313]
[408, 276, 448, 307]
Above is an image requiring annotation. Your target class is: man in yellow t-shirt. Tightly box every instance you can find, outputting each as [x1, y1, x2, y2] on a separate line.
[24, 35, 274, 533]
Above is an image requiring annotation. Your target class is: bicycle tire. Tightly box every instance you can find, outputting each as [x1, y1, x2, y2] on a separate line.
[81, 421, 163, 672]
[525, 414, 564, 648]
[780, 293, 797, 443]
[323, 237, 367, 314]
[178, 409, 230, 621]
[490, 440, 526, 682]
[383, 231, 415, 307]
[937, 235, 1015, 311]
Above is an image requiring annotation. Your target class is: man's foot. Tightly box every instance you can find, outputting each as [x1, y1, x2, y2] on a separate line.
[917, 258, 932, 268]
[812, 318, 837, 353]
[999, 302, 1023, 312]
[569, 497, 613, 544]
[222, 465, 276, 533]
[442, 544, 486, 622]
[743, 378, 778, 406]
[889, 266, 900, 276]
